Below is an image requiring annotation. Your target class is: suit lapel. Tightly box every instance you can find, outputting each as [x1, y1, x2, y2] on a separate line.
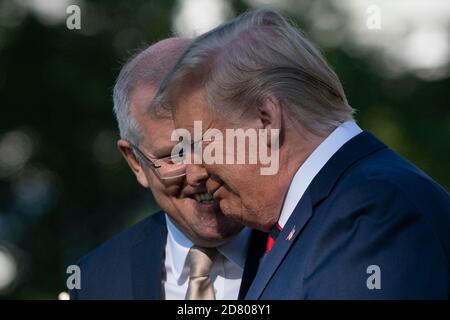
[245, 191, 313, 299]
[238, 229, 267, 299]
[245, 132, 387, 299]
[131, 212, 167, 300]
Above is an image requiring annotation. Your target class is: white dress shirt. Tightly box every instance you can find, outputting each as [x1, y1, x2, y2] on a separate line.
[163, 214, 252, 300]
[278, 121, 363, 228]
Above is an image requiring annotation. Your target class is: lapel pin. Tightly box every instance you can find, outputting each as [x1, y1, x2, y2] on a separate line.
[286, 225, 296, 241]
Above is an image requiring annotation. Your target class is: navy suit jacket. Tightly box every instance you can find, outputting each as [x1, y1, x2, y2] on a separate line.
[245, 132, 450, 299]
[70, 211, 266, 300]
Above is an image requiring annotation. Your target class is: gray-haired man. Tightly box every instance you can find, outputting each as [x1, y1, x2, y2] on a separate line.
[69, 38, 265, 300]
[152, 9, 450, 299]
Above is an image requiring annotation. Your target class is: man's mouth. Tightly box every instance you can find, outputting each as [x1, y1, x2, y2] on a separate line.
[192, 192, 216, 204]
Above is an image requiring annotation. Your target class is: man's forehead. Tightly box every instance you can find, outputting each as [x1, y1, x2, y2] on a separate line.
[129, 83, 157, 115]
[173, 89, 211, 127]
[142, 115, 175, 139]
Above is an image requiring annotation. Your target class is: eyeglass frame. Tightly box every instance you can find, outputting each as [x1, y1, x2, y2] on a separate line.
[128, 142, 186, 180]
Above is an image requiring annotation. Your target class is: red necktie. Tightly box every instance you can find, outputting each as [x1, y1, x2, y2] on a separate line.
[265, 223, 283, 253]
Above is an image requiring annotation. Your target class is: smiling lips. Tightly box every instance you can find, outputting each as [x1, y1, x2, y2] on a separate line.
[193, 192, 215, 204]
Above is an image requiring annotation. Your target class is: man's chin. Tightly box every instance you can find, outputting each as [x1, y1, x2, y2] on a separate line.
[180, 197, 243, 245]
[192, 224, 243, 247]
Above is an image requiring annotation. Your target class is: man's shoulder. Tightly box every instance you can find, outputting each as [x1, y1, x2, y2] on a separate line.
[322, 147, 450, 253]
[296, 148, 449, 299]
[346, 147, 447, 200]
[81, 211, 166, 264]
[70, 211, 166, 299]
[77, 211, 166, 276]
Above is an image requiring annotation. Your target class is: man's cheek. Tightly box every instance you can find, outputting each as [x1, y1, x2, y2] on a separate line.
[161, 184, 181, 197]
[222, 177, 241, 198]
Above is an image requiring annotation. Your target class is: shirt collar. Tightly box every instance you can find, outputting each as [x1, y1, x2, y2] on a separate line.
[165, 214, 192, 281]
[165, 214, 252, 282]
[278, 121, 363, 228]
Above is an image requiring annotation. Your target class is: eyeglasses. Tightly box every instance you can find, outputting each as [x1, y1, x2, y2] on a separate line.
[129, 143, 186, 180]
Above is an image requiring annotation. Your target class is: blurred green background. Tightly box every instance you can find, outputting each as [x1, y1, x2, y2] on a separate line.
[0, 0, 449, 299]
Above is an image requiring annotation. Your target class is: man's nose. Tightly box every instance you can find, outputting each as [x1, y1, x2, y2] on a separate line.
[185, 164, 209, 187]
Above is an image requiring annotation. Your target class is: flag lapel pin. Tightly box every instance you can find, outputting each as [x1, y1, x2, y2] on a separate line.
[286, 225, 296, 241]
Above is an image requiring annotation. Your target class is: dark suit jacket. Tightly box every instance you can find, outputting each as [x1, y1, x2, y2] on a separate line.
[70, 211, 266, 300]
[245, 132, 450, 299]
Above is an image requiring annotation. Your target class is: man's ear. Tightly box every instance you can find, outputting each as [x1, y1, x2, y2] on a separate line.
[258, 97, 282, 147]
[117, 139, 149, 188]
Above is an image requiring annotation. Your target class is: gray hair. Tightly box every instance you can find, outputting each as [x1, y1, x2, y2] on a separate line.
[152, 8, 354, 135]
[113, 38, 191, 144]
